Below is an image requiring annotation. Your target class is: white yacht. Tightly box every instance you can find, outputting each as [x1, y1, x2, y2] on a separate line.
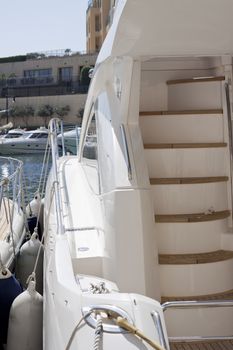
[43, 0, 233, 349]
[57, 126, 81, 154]
[0, 127, 49, 155]
[0, 128, 26, 139]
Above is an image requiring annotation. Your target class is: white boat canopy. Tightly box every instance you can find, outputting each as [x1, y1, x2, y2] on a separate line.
[97, 0, 233, 63]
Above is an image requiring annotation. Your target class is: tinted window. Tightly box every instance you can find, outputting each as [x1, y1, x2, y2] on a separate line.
[82, 113, 99, 193]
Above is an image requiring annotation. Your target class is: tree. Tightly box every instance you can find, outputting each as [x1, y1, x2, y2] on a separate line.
[37, 104, 54, 126]
[23, 105, 35, 127]
[80, 66, 93, 86]
[55, 105, 70, 118]
[65, 49, 71, 56]
[76, 107, 84, 126]
[9, 105, 35, 127]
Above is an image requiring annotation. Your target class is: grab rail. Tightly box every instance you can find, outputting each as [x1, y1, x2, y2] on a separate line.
[120, 124, 132, 180]
[48, 118, 65, 235]
[225, 82, 233, 223]
[151, 310, 169, 350]
[162, 300, 233, 342]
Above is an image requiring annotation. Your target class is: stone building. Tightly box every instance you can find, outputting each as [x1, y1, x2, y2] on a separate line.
[0, 50, 97, 127]
[86, 0, 116, 53]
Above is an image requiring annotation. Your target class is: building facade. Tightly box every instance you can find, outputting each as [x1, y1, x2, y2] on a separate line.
[0, 50, 97, 127]
[86, 0, 115, 53]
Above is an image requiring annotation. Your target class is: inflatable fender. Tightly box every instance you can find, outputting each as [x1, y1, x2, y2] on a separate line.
[26, 193, 41, 218]
[15, 233, 43, 295]
[0, 268, 23, 346]
[7, 280, 43, 350]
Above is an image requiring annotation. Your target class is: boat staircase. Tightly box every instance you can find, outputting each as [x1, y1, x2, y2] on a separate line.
[140, 76, 233, 349]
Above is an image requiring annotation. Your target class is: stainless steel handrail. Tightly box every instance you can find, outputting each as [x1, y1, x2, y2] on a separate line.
[120, 124, 132, 180]
[162, 299, 233, 311]
[151, 311, 169, 350]
[162, 300, 233, 342]
[48, 118, 65, 235]
[225, 82, 233, 223]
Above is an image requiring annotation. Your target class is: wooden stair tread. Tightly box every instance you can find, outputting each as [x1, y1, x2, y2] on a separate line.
[150, 176, 228, 185]
[155, 210, 230, 223]
[144, 143, 227, 149]
[162, 289, 233, 303]
[170, 339, 233, 350]
[167, 76, 225, 85]
[159, 250, 233, 265]
[140, 109, 223, 116]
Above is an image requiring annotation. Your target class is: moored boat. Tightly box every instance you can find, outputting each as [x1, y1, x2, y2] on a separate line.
[57, 126, 81, 155]
[0, 127, 49, 155]
[43, 0, 233, 349]
[0, 156, 27, 347]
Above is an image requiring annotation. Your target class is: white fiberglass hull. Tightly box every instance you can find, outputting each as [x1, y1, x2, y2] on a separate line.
[0, 141, 48, 154]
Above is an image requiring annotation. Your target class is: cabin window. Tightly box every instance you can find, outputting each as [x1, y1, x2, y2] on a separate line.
[82, 112, 99, 194]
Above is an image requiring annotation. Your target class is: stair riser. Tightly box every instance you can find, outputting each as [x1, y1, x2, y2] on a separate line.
[146, 148, 228, 178]
[164, 309, 233, 337]
[140, 115, 223, 143]
[152, 182, 228, 214]
[157, 220, 227, 254]
[160, 259, 233, 296]
[168, 81, 222, 110]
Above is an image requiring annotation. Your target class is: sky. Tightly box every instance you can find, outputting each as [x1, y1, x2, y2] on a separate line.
[0, 0, 88, 57]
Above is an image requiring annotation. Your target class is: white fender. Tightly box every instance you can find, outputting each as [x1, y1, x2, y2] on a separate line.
[26, 193, 41, 218]
[0, 267, 23, 346]
[15, 233, 43, 295]
[7, 280, 43, 350]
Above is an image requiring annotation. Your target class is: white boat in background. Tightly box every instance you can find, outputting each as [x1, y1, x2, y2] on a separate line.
[0, 157, 26, 268]
[0, 128, 26, 139]
[0, 127, 49, 155]
[58, 126, 81, 155]
[43, 0, 233, 349]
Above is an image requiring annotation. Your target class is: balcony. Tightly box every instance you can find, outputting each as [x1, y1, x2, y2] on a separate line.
[0, 75, 90, 98]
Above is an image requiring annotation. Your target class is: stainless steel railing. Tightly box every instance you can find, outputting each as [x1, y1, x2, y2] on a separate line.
[120, 124, 132, 180]
[162, 300, 233, 342]
[48, 118, 65, 235]
[225, 82, 233, 223]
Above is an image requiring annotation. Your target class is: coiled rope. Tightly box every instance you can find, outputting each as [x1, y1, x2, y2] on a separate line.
[93, 315, 103, 350]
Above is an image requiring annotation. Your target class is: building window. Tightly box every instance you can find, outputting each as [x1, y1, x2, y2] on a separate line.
[24, 69, 52, 78]
[95, 15, 101, 32]
[95, 36, 101, 51]
[58, 67, 73, 82]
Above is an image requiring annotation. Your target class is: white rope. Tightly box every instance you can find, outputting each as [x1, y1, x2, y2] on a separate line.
[37, 138, 51, 197]
[65, 311, 103, 350]
[93, 315, 103, 350]
[6, 183, 16, 260]
[24, 141, 52, 287]
[30, 139, 51, 235]
[0, 253, 7, 275]
[65, 311, 93, 350]
[20, 168, 31, 237]
[26, 182, 55, 288]
[22, 172, 32, 217]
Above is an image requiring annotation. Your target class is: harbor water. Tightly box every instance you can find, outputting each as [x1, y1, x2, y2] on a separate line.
[17, 154, 51, 201]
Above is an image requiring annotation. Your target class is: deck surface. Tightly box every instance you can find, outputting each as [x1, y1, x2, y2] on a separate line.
[170, 339, 233, 350]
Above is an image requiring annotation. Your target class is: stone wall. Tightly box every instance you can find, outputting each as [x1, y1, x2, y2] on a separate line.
[0, 93, 86, 128]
